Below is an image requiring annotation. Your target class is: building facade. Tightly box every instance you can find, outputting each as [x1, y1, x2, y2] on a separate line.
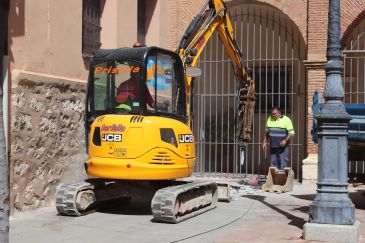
[4, 0, 365, 213]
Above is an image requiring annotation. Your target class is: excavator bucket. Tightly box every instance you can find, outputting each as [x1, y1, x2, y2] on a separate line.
[262, 167, 294, 193]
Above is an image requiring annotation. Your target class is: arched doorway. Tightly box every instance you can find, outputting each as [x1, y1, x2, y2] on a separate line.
[192, 2, 306, 179]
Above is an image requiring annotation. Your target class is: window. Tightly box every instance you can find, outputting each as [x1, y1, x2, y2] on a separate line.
[255, 67, 291, 111]
[146, 53, 182, 115]
[92, 60, 141, 112]
[82, 0, 101, 57]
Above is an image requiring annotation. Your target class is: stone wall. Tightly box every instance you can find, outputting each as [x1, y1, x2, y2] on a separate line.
[10, 71, 87, 213]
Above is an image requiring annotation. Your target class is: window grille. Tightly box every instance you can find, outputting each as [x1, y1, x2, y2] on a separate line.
[82, 0, 101, 57]
[255, 67, 291, 111]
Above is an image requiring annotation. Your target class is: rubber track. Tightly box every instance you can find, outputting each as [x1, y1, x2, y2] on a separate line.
[56, 181, 95, 216]
[151, 181, 218, 223]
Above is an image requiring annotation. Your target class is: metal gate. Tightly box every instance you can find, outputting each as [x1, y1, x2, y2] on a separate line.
[343, 17, 365, 178]
[192, 3, 306, 179]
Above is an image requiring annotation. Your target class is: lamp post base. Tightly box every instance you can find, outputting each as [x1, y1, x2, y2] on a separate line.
[309, 198, 355, 225]
[304, 221, 360, 243]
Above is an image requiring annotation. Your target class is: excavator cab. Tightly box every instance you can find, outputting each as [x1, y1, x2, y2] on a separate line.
[84, 46, 196, 180]
[86, 46, 186, 121]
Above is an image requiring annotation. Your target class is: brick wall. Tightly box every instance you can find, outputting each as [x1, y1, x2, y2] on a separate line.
[341, 0, 365, 43]
[307, 1, 328, 61]
[169, 0, 208, 50]
[246, 0, 308, 44]
[305, 0, 328, 154]
[306, 67, 326, 154]
[305, 0, 365, 154]
[100, 0, 365, 60]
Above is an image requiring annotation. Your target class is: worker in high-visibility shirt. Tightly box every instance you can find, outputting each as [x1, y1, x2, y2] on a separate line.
[262, 107, 295, 170]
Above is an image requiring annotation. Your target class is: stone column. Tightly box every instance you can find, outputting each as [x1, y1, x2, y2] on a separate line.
[304, 1, 359, 242]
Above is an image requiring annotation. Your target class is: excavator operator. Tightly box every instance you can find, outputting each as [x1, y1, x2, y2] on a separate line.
[116, 71, 154, 111]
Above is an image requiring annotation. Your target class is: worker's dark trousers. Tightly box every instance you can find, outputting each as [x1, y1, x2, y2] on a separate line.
[270, 146, 289, 170]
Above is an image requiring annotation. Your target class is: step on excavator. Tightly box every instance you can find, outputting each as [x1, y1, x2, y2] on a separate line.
[56, 0, 255, 223]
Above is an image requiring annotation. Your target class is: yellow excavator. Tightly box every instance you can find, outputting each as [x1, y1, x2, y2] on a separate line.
[56, 0, 255, 223]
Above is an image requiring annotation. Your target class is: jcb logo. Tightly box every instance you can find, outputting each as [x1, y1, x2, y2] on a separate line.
[102, 134, 122, 142]
[179, 134, 193, 143]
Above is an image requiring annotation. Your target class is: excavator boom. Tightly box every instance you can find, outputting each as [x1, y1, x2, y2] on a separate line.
[178, 0, 255, 144]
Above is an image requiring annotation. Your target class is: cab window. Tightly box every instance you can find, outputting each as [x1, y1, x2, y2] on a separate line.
[91, 60, 141, 112]
[146, 53, 183, 115]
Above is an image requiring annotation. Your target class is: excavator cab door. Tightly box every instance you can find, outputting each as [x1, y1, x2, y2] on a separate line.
[144, 49, 186, 119]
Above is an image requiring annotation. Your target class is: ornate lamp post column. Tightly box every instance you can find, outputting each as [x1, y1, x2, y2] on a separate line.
[304, 1, 360, 241]
[308, 0, 355, 226]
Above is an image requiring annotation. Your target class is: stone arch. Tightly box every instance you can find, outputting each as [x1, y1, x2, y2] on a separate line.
[341, 8, 365, 45]
[225, 0, 307, 44]
[193, 1, 306, 179]
[340, 7, 365, 179]
[169, 0, 308, 50]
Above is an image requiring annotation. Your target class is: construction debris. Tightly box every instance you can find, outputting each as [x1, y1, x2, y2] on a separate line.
[262, 167, 294, 193]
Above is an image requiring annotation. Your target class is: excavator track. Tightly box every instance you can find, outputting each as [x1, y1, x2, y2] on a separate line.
[151, 181, 218, 223]
[56, 180, 219, 223]
[56, 181, 96, 216]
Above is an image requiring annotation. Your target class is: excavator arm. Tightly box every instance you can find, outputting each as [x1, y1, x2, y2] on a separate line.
[177, 0, 256, 145]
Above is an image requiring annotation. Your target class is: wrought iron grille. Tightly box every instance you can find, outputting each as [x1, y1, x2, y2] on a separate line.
[192, 4, 306, 179]
[343, 17, 365, 179]
[82, 0, 101, 57]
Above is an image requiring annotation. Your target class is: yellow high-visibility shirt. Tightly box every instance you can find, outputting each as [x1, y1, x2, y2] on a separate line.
[266, 115, 294, 148]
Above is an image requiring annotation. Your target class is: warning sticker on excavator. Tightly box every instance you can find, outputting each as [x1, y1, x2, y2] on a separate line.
[114, 148, 127, 157]
[101, 124, 126, 132]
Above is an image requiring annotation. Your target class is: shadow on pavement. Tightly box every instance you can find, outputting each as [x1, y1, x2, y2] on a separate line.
[242, 195, 307, 230]
[350, 189, 365, 210]
[292, 205, 309, 214]
[292, 189, 365, 210]
[291, 194, 315, 202]
[97, 198, 152, 215]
